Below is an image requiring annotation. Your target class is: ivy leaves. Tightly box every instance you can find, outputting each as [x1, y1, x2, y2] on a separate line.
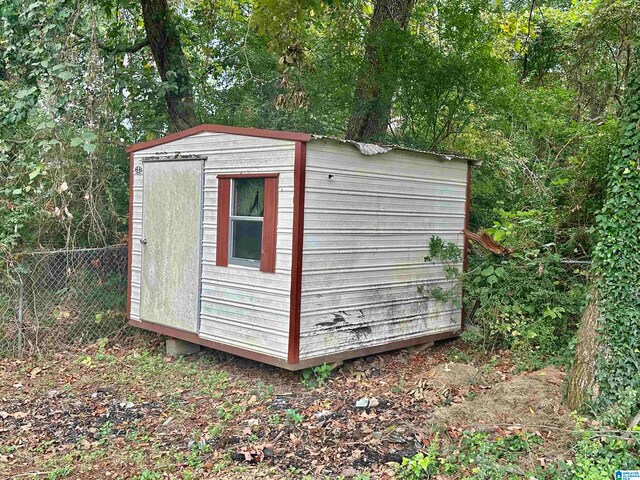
[592, 53, 640, 414]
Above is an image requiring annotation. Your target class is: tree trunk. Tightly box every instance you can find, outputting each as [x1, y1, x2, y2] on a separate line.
[140, 0, 198, 132]
[345, 0, 415, 142]
[566, 291, 600, 411]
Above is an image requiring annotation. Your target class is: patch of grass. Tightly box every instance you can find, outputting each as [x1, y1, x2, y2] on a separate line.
[445, 348, 472, 363]
[131, 470, 162, 480]
[46, 466, 74, 480]
[198, 369, 229, 396]
[216, 400, 246, 421]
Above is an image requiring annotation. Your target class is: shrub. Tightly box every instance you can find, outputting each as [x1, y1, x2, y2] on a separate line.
[465, 248, 587, 356]
[424, 221, 588, 360]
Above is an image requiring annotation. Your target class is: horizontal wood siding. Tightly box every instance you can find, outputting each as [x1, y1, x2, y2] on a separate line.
[299, 139, 468, 360]
[130, 132, 295, 359]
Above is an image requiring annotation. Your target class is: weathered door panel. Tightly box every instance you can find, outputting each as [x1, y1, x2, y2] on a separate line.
[140, 160, 203, 332]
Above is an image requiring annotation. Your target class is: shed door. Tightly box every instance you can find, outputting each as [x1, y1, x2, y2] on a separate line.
[140, 159, 203, 332]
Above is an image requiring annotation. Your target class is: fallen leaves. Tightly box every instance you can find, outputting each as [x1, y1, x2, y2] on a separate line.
[0, 339, 564, 479]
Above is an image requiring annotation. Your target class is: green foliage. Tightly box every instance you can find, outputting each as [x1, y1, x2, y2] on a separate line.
[465, 210, 588, 359]
[301, 363, 333, 389]
[395, 436, 442, 479]
[284, 408, 304, 425]
[395, 429, 640, 479]
[46, 467, 74, 480]
[600, 388, 640, 430]
[556, 430, 640, 479]
[592, 59, 640, 414]
[1, 0, 636, 258]
[420, 236, 462, 307]
[216, 401, 246, 421]
[132, 470, 162, 480]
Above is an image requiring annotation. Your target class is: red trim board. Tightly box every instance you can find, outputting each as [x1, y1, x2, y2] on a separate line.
[215, 178, 231, 267]
[261, 176, 279, 273]
[288, 141, 307, 364]
[126, 124, 312, 153]
[217, 173, 280, 179]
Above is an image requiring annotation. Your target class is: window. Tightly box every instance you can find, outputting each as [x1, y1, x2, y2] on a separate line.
[230, 178, 264, 264]
[216, 174, 278, 272]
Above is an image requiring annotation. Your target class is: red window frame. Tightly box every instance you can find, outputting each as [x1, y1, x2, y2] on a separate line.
[216, 173, 279, 273]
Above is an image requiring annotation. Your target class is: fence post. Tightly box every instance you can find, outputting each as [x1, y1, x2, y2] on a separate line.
[17, 276, 24, 354]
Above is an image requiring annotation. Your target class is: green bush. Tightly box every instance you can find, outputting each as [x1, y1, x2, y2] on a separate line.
[457, 208, 588, 360]
[465, 248, 587, 356]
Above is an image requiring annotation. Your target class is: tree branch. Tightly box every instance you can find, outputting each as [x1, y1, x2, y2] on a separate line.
[74, 31, 149, 54]
[110, 37, 150, 54]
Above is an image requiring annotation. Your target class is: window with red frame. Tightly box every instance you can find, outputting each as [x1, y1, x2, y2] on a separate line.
[216, 174, 278, 272]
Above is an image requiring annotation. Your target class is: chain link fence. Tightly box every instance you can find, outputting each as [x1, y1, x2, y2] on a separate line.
[0, 245, 129, 357]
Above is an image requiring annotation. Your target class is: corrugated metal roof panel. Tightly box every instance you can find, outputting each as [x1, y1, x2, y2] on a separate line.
[310, 135, 481, 165]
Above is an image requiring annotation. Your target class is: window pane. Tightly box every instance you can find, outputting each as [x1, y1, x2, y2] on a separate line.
[231, 219, 262, 261]
[233, 178, 264, 217]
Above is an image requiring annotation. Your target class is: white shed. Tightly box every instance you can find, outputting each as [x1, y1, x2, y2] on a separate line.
[126, 124, 477, 369]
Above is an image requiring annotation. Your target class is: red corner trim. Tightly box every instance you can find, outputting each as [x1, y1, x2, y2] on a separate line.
[261, 177, 279, 273]
[288, 141, 306, 364]
[216, 178, 231, 267]
[126, 152, 134, 320]
[126, 124, 312, 153]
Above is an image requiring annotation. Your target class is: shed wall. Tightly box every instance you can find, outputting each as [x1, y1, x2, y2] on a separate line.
[130, 132, 295, 359]
[299, 139, 468, 360]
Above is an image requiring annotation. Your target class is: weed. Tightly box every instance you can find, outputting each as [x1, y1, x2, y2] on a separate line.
[269, 413, 282, 425]
[285, 408, 304, 425]
[255, 379, 274, 398]
[92, 421, 113, 443]
[199, 369, 229, 395]
[46, 467, 74, 480]
[216, 400, 246, 421]
[132, 471, 162, 480]
[301, 363, 333, 389]
[446, 348, 472, 363]
[208, 424, 224, 439]
[395, 436, 443, 479]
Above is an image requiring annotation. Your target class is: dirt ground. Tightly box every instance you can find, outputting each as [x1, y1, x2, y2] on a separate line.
[0, 334, 573, 479]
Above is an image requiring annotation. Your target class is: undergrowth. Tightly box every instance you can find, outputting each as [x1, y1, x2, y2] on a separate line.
[426, 208, 589, 370]
[394, 429, 640, 479]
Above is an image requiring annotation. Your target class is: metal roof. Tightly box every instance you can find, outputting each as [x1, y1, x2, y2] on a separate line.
[125, 124, 480, 165]
[310, 135, 481, 165]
